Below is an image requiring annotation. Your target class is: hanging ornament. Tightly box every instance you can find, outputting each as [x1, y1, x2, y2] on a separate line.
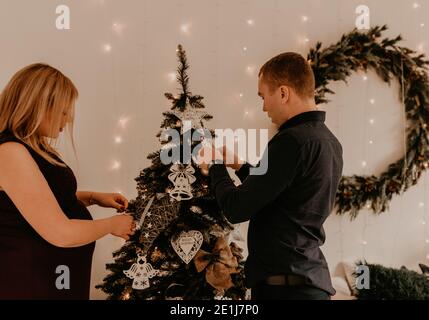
[171, 230, 203, 264]
[168, 163, 196, 201]
[135, 193, 180, 254]
[169, 107, 208, 133]
[190, 205, 203, 214]
[123, 252, 158, 290]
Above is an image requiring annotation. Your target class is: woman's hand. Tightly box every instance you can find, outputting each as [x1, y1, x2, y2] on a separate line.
[109, 214, 135, 240]
[92, 192, 129, 213]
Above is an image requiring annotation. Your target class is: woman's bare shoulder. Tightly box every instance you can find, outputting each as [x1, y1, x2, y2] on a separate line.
[0, 141, 34, 171]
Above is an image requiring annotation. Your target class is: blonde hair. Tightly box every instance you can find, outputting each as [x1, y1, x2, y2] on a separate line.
[0, 63, 78, 166]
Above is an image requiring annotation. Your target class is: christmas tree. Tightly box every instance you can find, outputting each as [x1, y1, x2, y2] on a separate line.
[96, 45, 247, 300]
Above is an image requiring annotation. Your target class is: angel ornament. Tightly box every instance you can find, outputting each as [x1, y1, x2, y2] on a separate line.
[168, 163, 196, 201]
[123, 253, 158, 290]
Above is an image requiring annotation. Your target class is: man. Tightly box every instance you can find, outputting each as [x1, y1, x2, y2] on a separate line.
[198, 52, 343, 300]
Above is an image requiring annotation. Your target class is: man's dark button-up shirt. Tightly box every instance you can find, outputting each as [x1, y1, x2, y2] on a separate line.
[209, 111, 343, 295]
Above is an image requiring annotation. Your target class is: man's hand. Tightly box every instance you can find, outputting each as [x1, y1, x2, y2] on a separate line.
[196, 144, 223, 176]
[221, 145, 245, 171]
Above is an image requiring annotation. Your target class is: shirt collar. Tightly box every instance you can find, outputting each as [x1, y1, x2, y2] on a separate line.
[279, 110, 326, 131]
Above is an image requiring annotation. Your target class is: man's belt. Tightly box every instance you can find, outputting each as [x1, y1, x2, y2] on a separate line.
[265, 274, 306, 286]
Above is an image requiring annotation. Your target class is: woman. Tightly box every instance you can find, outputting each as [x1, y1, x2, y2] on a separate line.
[0, 63, 135, 299]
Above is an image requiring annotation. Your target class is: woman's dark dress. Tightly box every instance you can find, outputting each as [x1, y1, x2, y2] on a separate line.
[0, 132, 95, 299]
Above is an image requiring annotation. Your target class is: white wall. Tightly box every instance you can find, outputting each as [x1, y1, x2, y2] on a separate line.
[0, 0, 428, 299]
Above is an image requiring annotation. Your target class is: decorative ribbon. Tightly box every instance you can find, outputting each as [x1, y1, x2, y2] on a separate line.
[193, 237, 239, 291]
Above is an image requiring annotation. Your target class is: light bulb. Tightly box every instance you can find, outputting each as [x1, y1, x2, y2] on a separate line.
[112, 22, 124, 35]
[246, 66, 255, 75]
[302, 16, 308, 22]
[413, 3, 420, 9]
[114, 136, 122, 144]
[103, 44, 112, 52]
[369, 140, 373, 144]
[369, 119, 375, 125]
[118, 117, 130, 129]
[247, 19, 254, 26]
[370, 99, 375, 104]
[363, 75, 368, 81]
[362, 161, 367, 168]
[180, 23, 191, 35]
[111, 160, 121, 170]
[362, 240, 368, 245]
[419, 202, 425, 208]
[168, 72, 176, 82]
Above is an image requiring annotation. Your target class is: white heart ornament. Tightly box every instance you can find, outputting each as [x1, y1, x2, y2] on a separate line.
[171, 230, 203, 264]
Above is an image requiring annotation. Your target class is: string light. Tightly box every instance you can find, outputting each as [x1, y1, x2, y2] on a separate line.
[112, 22, 124, 35]
[118, 117, 130, 129]
[421, 23, 425, 28]
[426, 239, 429, 244]
[103, 44, 112, 52]
[419, 202, 425, 208]
[363, 75, 368, 81]
[370, 99, 375, 105]
[111, 160, 121, 170]
[362, 240, 368, 246]
[247, 19, 254, 26]
[246, 66, 255, 75]
[167, 72, 176, 82]
[243, 46, 248, 52]
[413, 3, 421, 9]
[180, 23, 191, 35]
[302, 16, 308, 22]
[361, 161, 367, 168]
[369, 118, 375, 125]
[114, 136, 123, 144]
[239, 93, 244, 98]
[369, 140, 373, 145]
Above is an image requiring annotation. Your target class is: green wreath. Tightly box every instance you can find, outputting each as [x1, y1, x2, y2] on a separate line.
[307, 25, 429, 219]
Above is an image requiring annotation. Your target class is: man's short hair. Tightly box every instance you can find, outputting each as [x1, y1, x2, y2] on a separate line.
[259, 52, 315, 99]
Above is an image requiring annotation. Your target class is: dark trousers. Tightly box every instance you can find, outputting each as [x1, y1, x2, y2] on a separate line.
[252, 283, 331, 300]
